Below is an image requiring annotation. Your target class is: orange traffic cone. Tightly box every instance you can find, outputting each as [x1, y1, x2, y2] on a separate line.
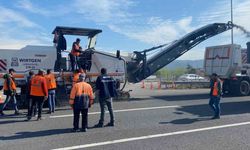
[150, 82, 153, 90]
[141, 81, 145, 88]
[172, 81, 176, 89]
[158, 81, 161, 90]
[0, 94, 4, 104]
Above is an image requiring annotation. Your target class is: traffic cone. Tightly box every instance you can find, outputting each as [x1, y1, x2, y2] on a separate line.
[172, 81, 176, 89]
[141, 81, 145, 88]
[0, 94, 4, 104]
[158, 81, 161, 90]
[150, 82, 153, 90]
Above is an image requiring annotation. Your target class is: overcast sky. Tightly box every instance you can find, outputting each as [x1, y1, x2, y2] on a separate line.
[0, 0, 249, 60]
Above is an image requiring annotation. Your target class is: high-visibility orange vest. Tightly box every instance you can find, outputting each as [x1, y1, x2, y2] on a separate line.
[45, 73, 57, 90]
[72, 73, 80, 86]
[3, 77, 16, 91]
[212, 82, 219, 96]
[69, 81, 94, 105]
[30, 75, 48, 96]
[71, 43, 81, 56]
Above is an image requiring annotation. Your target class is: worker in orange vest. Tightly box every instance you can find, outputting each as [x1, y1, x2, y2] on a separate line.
[0, 68, 19, 116]
[45, 69, 57, 114]
[26, 69, 48, 121]
[209, 73, 222, 119]
[69, 74, 94, 132]
[69, 38, 82, 71]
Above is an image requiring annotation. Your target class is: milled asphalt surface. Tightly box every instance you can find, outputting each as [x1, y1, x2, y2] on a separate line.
[1, 83, 250, 150]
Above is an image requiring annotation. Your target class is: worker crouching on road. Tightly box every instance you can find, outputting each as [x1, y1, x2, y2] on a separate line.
[0, 68, 19, 116]
[94, 68, 117, 128]
[45, 69, 57, 114]
[27, 69, 48, 121]
[209, 73, 222, 119]
[69, 74, 94, 132]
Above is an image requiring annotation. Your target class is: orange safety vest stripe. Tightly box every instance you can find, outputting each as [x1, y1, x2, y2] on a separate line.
[212, 82, 219, 96]
[69, 82, 94, 105]
[3, 77, 16, 91]
[71, 44, 81, 56]
[45, 74, 57, 90]
[30, 75, 48, 96]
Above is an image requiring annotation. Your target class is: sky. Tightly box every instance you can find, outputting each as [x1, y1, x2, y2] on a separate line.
[0, 0, 249, 60]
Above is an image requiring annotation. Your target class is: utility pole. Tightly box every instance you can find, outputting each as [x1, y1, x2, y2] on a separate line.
[231, 0, 234, 44]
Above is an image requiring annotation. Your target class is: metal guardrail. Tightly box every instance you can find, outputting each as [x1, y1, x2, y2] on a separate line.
[160, 81, 210, 89]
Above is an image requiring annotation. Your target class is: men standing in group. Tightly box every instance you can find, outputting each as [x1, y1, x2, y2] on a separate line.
[69, 38, 82, 71]
[69, 74, 94, 132]
[45, 69, 57, 114]
[209, 73, 222, 119]
[0, 68, 19, 115]
[27, 69, 48, 121]
[94, 68, 117, 127]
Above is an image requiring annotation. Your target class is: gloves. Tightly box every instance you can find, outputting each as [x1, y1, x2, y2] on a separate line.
[44, 96, 48, 101]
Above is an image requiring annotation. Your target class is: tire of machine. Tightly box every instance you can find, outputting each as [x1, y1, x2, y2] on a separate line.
[239, 80, 250, 96]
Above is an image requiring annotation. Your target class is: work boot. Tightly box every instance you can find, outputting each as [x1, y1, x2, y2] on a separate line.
[211, 116, 220, 119]
[36, 117, 44, 121]
[14, 111, 20, 115]
[94, 123, 104, 128]
[71, 128, 80, 132]
[25, 117, 31, 121]
[105, 122, 115, 127]
[81, 128, 87, 132]
[0, 111, 5, 116]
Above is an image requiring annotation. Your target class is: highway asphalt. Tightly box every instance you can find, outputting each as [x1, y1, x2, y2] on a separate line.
[1, 86, 250, 150]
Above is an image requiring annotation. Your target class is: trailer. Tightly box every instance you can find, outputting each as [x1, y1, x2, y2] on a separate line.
[204, 42, 250, 96]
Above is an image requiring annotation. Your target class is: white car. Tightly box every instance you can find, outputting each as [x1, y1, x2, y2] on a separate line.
[178, 74, 205, 81]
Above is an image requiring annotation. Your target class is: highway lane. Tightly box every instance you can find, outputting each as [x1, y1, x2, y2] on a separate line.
[1, 88, 250, 150]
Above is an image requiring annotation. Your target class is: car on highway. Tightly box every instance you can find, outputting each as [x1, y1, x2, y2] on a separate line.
[178, 74, 206, 81]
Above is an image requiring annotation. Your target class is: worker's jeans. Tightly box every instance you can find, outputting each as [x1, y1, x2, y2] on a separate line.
[48, 90, 56, 113]
[0, 95, 18, 112]
[98, 98, 114, 125]
[69, 54, 78, 71]
[73, 107, 88, 129]
[27, 96, 44, 119]
[209, 96, 221, 117]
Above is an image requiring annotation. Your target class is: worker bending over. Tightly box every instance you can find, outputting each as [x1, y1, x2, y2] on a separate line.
[69, 74, 94, 132]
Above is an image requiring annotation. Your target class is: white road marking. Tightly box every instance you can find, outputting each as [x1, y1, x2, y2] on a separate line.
[49, 105, 180, 119]
[52, 121, 250, 150]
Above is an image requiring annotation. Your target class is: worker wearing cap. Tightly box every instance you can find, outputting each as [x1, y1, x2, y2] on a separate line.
[69, 38, 82, 71]
[69, 74, 94, 132]
[0, 68, 19, 116]
[45, 69, 57, 114]
[209, 73, 222, 119]
[27, 69, 48, 121]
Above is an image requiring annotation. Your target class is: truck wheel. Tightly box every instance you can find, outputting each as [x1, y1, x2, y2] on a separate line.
[239, 80, 250, 96]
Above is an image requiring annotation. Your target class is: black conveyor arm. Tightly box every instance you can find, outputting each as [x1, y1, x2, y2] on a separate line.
[127, 22, 234, 83]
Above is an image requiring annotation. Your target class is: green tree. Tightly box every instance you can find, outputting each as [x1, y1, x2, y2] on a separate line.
[186, 64, 196, 74]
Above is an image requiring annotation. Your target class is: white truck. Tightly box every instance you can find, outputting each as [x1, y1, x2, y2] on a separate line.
[0, 26, 127, 106]
[204, 42, 250, 96]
